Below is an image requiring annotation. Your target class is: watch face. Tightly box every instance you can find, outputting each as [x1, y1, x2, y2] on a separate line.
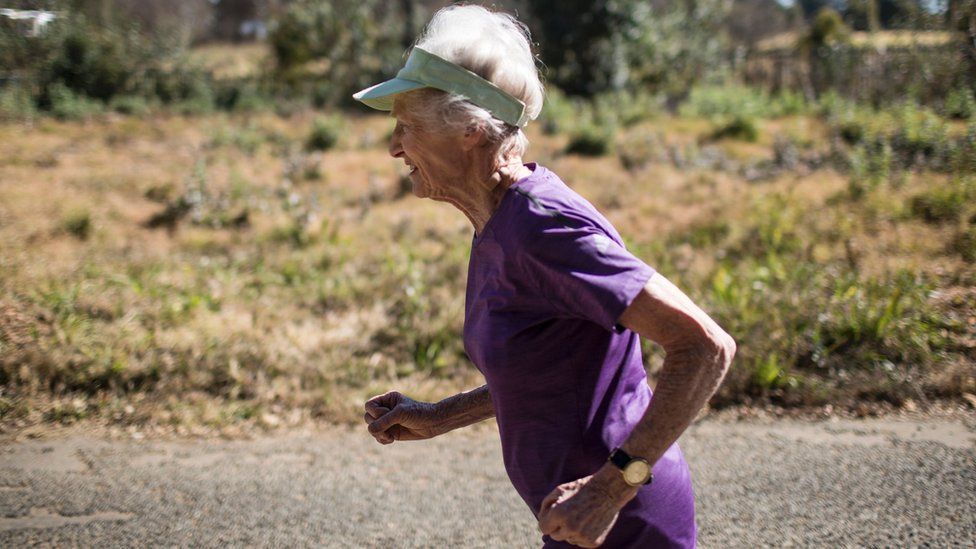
[622, 459, 651, 485]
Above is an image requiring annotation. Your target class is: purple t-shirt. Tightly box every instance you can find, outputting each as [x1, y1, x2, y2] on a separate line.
[463, 164, 696, 548]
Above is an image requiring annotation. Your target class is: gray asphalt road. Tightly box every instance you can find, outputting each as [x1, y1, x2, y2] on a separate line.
[1, 417, 974, 547]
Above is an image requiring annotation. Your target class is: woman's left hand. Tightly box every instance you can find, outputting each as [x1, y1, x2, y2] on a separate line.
[537, 471, 634, 547]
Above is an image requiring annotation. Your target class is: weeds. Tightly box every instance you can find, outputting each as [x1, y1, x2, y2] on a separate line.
[61, 208, 93, 240]
[909, 179, 973, 223]
[306, 115, 344, 152]
[710, 115, 759, 142]
[566, 125, 614, 156]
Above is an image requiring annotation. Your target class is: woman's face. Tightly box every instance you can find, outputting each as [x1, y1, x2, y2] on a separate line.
[388, 96, 471, 200]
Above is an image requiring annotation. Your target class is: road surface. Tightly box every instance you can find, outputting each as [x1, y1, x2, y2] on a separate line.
[1, 416, 974, 547]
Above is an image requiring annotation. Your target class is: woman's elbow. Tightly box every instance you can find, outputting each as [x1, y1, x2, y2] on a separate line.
[713, 329, 736, 373]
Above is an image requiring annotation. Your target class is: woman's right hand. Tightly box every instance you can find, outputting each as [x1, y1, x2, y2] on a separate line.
[363, 391, 443, 444]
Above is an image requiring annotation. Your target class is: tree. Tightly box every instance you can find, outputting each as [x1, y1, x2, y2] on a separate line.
[525, 0, 730, 97]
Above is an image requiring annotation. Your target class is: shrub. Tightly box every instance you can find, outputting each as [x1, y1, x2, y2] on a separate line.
[909, 182, 971, 223]
[618, 128, 663, 171]
[48, 83, 104, 120]
[539, 87, 579, 135]
[0, 85, 37, 122]
[214, 80, 271, 112]
[61, 208, 92, 240]
[953, 226, 976, 262]
[679, 85, 807, 121]
[950, 124, 976, 174]
[306, 116, 344, 152]
[710, 115, 759, 142]
[847, 142, 892, 199]
[805, 7, 851, 48]
[593, 90, 662, 128]
[109, 95, 151, 116]
[269, 0, 403, 104]
[565, 125, 614, 156]
[944, 88, 976, 121]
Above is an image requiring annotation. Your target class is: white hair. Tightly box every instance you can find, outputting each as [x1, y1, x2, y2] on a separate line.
[408, 5, 544, 163]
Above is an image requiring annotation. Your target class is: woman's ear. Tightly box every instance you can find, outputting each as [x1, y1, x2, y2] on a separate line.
[461, 124, 488, 151]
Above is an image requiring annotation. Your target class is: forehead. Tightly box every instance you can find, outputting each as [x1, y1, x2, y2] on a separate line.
[390, 97, 413, 120]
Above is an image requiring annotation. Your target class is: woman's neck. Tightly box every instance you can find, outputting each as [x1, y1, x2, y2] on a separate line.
[436, 158, 532, 236]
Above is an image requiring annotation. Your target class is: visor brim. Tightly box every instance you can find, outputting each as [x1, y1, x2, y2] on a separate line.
[352, 78, 427, 111]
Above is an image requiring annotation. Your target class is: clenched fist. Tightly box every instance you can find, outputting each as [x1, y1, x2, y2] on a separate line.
[363, 391, 443, 444]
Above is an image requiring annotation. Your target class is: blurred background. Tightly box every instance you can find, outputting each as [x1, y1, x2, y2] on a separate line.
[0, 0, 973, 436]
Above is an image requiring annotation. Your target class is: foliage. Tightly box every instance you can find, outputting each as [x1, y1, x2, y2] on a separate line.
[269, 0, 405, 105]
[710, 115, 760, 142]
[805, 7, 852, 48]
[47, 82, 105, 120]
[109, 95, 151, 116]
[944, 87, 976, 121]
[828, 100, 958, 171]
[526, 0, 730, 97]
[0, 85, 37, 122]
[565, 125, 614, 156]
[954, 224, 976, 262]
[680, 86, 810, 120]
[306, 115, 345, 152]
[61, 208, 92, 240]
[681, 193, 948, 406]
[909, 179, 974, 223]
[848, 141, 893, 199]
[617, 128, 664, 171]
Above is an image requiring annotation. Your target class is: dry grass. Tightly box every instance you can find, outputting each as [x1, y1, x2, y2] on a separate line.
[0, 105, 973, 435]
[187, 43, 271, 81]
[756, 30, 961, 52]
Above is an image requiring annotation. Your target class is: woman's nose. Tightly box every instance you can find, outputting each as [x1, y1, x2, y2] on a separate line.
[388, 129, 403, 158]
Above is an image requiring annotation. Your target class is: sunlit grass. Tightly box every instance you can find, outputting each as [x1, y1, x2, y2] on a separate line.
[0, 95, 973, 433]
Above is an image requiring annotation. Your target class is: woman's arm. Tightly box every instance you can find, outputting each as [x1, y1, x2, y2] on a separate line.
[593, 272, 736, 500]
[433, 384, 495, 431]
[538, 273, 735, 546]
[364, 385, 494, 444]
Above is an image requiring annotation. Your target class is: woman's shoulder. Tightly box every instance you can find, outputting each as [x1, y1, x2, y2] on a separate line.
[502, 165, 622, 246]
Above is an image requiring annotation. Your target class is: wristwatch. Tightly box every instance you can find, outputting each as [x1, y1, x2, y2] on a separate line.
[608, 448, 654, 486]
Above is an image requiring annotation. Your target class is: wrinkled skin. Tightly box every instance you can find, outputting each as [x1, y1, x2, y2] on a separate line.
[537, 474, 633, 548]
[364, 391, 443, 444]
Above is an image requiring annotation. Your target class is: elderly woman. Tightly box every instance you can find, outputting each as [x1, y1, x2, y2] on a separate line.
[357, 6, 734, 548]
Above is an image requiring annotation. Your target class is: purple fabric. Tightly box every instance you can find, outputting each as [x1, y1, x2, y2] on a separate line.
[463, 164, 696, 548]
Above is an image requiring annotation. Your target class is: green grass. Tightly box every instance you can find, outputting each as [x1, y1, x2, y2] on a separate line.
[1, 89, 973, 434]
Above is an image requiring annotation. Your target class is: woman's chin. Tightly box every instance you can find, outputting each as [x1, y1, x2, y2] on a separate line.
[411, 176, 430, 198]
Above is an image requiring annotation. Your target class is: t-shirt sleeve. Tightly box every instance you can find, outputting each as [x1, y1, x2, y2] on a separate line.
[517, 209, 656, 332]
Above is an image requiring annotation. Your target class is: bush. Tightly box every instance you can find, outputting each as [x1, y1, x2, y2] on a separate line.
[950, 124, 976, 175]
[944, 88, 976, 121]
[269, 0, 404, 104]
[953, 226, 976, 262]
[61, 208, 92, 240]
[0, 85, 37, 122]
[214, 80, 270, 113]
[909, 182, 972, 223]
[848, 142, 892, 199]
[539, 88, 578, 135]
[805, 7, 851, 48]
[109, 95, 151, 116]
[710, 115, 759, 142]
[618, 128, 664, 171]
[306, 116, 344, 152]
[565, 125, 614, 156]
[48, 83, 104, 120]
[679, 85, 808, 120]
[593, 90, 662, 128]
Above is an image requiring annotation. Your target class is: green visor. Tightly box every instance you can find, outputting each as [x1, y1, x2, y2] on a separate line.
[353, 47, 531, 128]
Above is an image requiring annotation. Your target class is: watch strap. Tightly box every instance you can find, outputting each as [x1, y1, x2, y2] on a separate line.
[608, 447, 654, 485]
